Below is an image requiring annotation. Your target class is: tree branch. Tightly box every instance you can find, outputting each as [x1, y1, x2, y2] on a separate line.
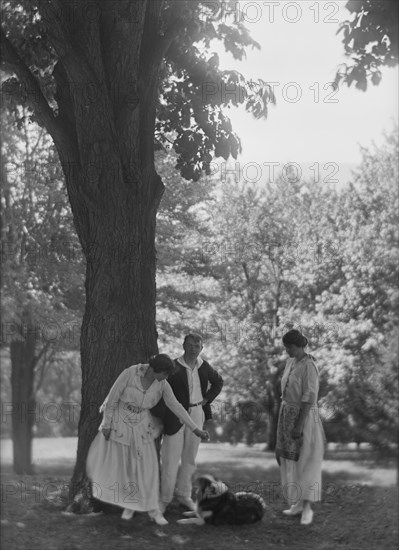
[34, 344, 55, 394]
[242, 261, 257, 314]
[0, 31, 70, 153]
[31, 340, 51, 371]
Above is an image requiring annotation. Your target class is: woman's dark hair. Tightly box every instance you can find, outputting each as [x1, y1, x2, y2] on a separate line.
[149, 354, 175, 374]
[282, 329, 308, 348]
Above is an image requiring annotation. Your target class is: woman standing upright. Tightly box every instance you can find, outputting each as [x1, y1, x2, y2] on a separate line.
[276, 329, 325, 525]
[86, 354, 209, 525]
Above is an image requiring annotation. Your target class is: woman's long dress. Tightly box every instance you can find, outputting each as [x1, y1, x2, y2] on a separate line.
[86, 364, 198, 512]
[276, 355, 325, 504]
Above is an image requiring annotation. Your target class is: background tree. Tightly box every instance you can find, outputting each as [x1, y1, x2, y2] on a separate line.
[196, 127, 398, 452]
[315, 127, 399, 450]
[1, 105, 84, 472]
[196, 173, 334, 449]
[155, 149, 221, 349]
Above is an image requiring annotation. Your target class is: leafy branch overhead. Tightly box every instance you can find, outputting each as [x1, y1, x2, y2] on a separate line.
[1, 0, 274, 183]
[335, 0, 398, 90]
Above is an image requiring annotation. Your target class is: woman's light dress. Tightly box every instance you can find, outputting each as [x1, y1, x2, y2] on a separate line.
[86, 364, 198, 512]
[276, 356, 325, 504]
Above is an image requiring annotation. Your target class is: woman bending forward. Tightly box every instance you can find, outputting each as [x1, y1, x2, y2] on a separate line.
[87, 354, 209, 525]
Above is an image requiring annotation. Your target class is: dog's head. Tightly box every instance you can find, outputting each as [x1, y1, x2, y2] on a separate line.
[195, 474, 229, 502]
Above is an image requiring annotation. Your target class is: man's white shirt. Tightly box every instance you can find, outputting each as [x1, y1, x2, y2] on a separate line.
[176, 355, 203, 403]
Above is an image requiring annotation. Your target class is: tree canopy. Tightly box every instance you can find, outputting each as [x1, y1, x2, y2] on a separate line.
[336, 0, 398, 89]
[1, 0, 274, 181]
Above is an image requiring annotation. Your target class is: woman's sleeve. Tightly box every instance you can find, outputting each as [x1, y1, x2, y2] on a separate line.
[162, 381, 199, 431]
[280, 360, 290, 398]
[99, 367, 132, 429]
[301, 361, 319, 403]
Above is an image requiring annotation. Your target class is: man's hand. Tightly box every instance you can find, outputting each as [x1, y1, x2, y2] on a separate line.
[101, 427, 111, 440]
[193, 428, 210, 442]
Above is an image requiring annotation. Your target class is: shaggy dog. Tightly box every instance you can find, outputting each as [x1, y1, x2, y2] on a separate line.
[177, 474, 266, 526]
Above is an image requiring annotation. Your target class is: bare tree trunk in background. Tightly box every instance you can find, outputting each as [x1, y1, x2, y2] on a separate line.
[10, 326, 36, 475]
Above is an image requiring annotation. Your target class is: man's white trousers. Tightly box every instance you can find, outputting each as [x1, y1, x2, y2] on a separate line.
[160, 405, 204, 502]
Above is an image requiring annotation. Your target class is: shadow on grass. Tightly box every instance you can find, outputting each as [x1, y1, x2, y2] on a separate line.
[194, 459, 393, 505]
[324, 449, 397, 466]
[197, 460, 280, 484]
[1, 452, 398, 550]
[1, 461, 74, 477]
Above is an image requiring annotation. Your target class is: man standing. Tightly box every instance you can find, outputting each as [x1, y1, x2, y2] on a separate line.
[158, 333, 223, 512]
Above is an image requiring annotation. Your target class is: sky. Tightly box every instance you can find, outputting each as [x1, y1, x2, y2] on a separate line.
[211, 0, 398, 185]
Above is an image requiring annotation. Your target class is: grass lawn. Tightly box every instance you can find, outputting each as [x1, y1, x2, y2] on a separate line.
[1, 439, 397, 550]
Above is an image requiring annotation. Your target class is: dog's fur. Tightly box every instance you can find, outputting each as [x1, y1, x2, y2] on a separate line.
[177, 474, 266, 526]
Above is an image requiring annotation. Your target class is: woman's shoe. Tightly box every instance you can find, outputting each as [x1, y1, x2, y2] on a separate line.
[121, 508, 135, 520]
[148, 511, 168, 526]
[300, 508, 314, 525]
[282, 502, 303, 516]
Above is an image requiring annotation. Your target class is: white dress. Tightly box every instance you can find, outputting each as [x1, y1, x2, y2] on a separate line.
[276, 355, 325, 503]
[86, 364, 198, 512]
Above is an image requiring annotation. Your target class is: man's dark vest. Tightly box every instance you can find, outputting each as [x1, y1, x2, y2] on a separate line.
[150, 359, 223, 436]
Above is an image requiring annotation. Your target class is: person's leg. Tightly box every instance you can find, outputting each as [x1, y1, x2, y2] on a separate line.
[281, 459, 303, 515]
[300, 499, 313, 525]
[297, 417, 323, 525]
[160, 427, 184, 508]
[175, 407, 204, 502]
[148, 508, 168, 525]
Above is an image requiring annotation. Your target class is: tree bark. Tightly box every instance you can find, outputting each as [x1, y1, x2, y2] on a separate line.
[68, 180, 162, 496]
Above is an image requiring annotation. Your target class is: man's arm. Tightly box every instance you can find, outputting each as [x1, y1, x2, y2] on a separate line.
[202, 364, 223, 404]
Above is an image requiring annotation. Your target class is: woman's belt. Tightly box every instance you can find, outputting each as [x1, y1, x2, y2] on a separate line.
[125, 403, 143, 414]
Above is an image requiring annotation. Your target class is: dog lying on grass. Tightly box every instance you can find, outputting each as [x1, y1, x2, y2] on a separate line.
[177, 474, 266, 526]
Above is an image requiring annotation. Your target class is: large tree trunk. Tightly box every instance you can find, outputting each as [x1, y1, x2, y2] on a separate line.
[2, 0, 179, 510]
[68, 183, 161, 498]
[10, 330, 36, 475]
[33, 1, 175, 511]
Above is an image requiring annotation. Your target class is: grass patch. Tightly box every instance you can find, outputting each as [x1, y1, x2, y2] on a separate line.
[1, 441, 397, 550]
